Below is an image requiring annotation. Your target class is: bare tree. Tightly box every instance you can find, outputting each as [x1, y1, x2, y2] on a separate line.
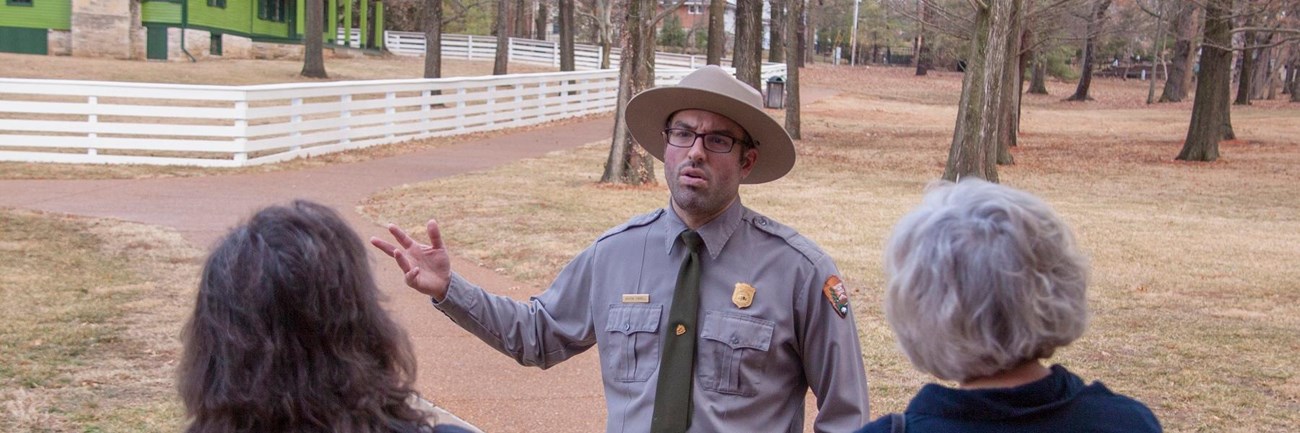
[786, 0, 804, 139]
[734, 0, 764, 89]
[301, 0, 328, 78]
[770, 0, 786, 63]
[943, 0, 1025, 182]
[515, 0, 530, 38]
[560, 0, 576, 71]
[494, 0, 511, 75]
[1066, 0, 1112, 101]
[536, 0, 549, 41]
[578, 0, 616, 68]
[1159, 1, 1197, 102]
[601, 0, 680, 184]
[1177, 0, 1234, 162]
[424, 0, 443, 79]
[707, 0, 727, 64]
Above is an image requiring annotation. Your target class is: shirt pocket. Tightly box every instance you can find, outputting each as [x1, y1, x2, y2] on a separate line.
[605, 304, 663, 382]
[697, 311, 775, 397]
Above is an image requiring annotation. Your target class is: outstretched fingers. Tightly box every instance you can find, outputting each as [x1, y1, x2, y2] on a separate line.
[387, 223, 419, 249]
[425, 219, 444, 250]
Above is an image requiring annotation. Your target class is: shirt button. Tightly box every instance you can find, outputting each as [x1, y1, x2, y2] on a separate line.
[623, 323, 631, 331]
[731, 336, 740, 344]
[757, 217, 768, 226]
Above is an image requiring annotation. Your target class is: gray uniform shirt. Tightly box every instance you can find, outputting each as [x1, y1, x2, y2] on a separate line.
[434, 200, 870, 432]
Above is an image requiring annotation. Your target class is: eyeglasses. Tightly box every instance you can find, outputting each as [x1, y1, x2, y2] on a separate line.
[662, 128, 745, 153]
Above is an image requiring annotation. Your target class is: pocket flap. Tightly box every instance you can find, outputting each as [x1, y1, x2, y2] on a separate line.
[700, 311, 775, 351]
[605, 304, 662, 335]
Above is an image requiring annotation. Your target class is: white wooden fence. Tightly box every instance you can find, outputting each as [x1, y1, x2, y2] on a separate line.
[0, 34, 784, 167]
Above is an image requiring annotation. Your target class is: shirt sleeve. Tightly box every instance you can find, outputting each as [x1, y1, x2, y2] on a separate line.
[800, 255, 872, 432]
[432, 247, 599, 369]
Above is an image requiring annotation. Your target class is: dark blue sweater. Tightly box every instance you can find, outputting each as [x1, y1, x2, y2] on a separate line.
[856, 365, 1161, 433]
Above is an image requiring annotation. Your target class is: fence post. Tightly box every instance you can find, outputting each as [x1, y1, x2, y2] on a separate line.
[514, 83, 524, 122]
[539, 81, 550, 119]
[456, 87, 467, 130]
[385, 91, 396, 139]
[291, 97, 303, 152]
[233, 100, 248, 164]
[553, 41, 560, 67]
[690, 55, 697, 69]
[508, 37, 515, 61]
[86, 96, 98, 156]
[467, 35, 474, 59]
[422, 89, 432, 136]
[340, 94, 352, 146]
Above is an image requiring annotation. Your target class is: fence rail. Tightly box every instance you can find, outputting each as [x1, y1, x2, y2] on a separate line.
[1, 33, 784, 167]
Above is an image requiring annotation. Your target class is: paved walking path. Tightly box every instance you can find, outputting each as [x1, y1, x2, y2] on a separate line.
[0, 86, 838, 432]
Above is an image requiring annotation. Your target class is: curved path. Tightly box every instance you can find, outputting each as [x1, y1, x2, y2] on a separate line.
[0, 87, 838, 432]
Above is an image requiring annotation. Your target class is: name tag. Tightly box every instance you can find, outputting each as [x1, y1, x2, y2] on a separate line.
[621, 294, 650, 303]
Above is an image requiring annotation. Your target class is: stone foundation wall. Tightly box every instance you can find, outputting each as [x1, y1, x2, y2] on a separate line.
[48, 30, 73, 56]
[71, 0, 134, 59]
[252, 42, 306, 60]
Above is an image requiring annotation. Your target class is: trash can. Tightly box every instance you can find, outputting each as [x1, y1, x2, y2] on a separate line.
[765, 76, 785, 109]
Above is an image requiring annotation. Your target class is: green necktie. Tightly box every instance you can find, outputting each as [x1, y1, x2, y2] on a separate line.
[651, 230, 703, 433]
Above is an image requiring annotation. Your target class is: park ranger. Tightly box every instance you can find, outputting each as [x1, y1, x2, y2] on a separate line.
[373, 65, 870, 433]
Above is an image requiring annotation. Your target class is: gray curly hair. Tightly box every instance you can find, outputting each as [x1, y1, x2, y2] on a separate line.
[883, 179, 1090, 383]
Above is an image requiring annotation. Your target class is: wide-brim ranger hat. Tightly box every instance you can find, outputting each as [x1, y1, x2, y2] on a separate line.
[625, 65, 796, 184]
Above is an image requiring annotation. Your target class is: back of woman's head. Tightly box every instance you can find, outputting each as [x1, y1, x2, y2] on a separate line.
[884, 180, 1090, 383]
[179, 200, 428, 433]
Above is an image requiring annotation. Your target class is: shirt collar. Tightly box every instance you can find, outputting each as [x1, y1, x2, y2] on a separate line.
[662, 199, 744, 260]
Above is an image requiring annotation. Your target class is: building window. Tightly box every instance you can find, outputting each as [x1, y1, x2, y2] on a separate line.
[210, 33, 223, 56]
[258, 0, 288, 22]
[687, 5, 703, 15]
[7, 0, 34, 6]
[206, 0, 226, 8]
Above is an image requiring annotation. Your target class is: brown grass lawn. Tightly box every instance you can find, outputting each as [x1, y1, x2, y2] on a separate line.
[2, 55, 1298, 432]
[362, 65, 1300, 432]
[0, 210, 200, 431]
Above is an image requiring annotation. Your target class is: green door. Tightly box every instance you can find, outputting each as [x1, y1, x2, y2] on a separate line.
[147, 26, 168, 60]
[0, 27, 48, 55]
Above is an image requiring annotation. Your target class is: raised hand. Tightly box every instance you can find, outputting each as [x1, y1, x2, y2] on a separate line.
[370, 219, 452, 301]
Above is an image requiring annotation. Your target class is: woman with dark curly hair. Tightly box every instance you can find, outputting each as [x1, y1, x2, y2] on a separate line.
[179, 200, 476, 433]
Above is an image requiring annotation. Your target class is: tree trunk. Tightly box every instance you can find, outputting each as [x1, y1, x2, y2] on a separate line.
[1250, 34, 1276, 100]
[1234, 28, 1254, 106]
[559, 0, 575, 71]
[536, 1, 548, 42]
[943, 0, 1023, 183]
[801, 8, 811, 66]
[1178, 0, 1234, 162]
[601, 0, 656, 185]
[1159, 2, 1198, 103]
[514, 0, 529, 39]
[1066, 0, 1111, 102]
[494, 0, 510, 75]
[301, 0, 328, 78]
[1146, 2, 1164, 104]
[1029, 52, 1050, 93]
[997, 0, 1026, 164]
[423, 0, 442, 79]
[597, 0, 612, 69]
[734, 0, 763, 89]
[785, 0, 802, 139]
[769, 0, 785, 63]
[914, 0, 929, 75]
[1290, 55, 1300, 102]
[707, 0, 726, 64]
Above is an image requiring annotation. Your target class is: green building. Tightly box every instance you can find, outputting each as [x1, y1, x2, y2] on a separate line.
[0, 0, 384, 60]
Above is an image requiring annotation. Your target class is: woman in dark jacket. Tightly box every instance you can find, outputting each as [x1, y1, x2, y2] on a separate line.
[179, 200, 476, 433]
[858, 180, 1161, 433]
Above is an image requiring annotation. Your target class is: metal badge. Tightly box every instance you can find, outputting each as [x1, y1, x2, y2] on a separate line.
[732, 282, 756, 309]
